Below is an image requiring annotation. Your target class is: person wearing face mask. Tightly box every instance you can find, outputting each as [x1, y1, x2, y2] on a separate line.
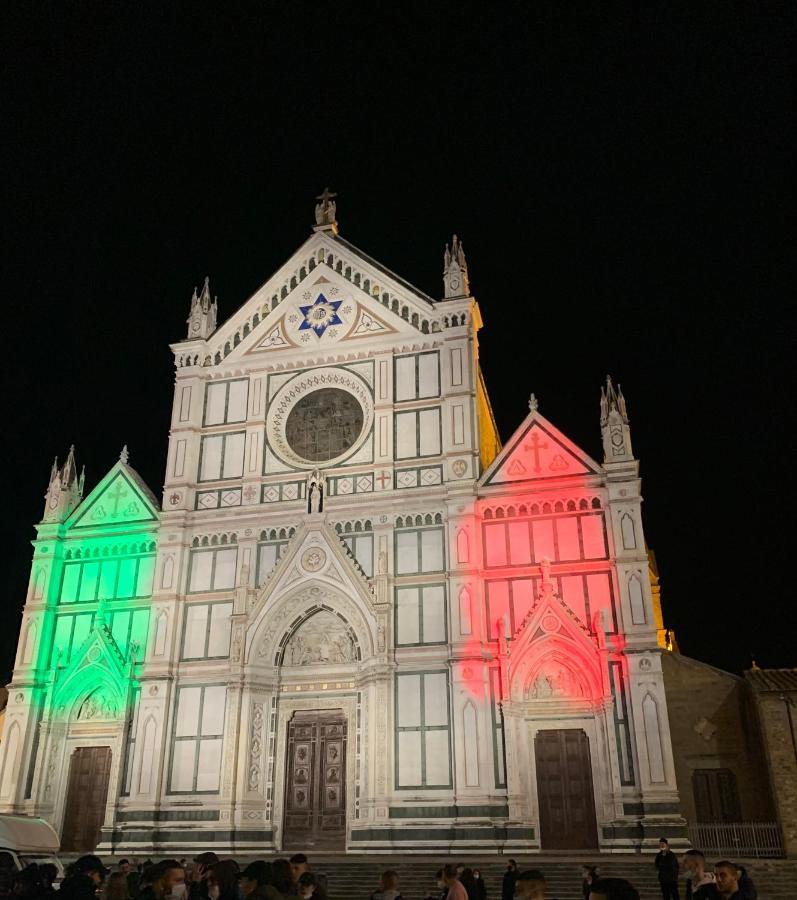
[206, 862, 239, 900]
[60, 855, 111, 899]
[471, 869, 486, 900]
[682, 851, 718, 900]
[137, 860, 187, 900]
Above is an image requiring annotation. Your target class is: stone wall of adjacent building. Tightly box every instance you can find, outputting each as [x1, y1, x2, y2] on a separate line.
[662, 653, 774, 825]
[746, 671, 797, 858]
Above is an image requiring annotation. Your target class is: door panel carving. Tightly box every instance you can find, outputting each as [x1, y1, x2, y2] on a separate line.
[283, 710, 346, 850]
[535, 728, 598, 850]
[60, 746, 112, 852]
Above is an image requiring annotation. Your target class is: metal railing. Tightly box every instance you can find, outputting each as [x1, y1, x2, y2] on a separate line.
[688, 821, 784, 858]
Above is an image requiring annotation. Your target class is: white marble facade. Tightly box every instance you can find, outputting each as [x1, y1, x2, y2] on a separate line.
[0, 204, 685, 853]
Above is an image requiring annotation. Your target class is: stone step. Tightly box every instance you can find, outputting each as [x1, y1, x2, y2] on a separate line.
[301, 857, 797, 900]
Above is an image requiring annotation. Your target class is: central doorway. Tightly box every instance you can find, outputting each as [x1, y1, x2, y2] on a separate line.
[283, 710, 347, 850]
[535, 728, 598, 849]
[60, 746, 112, 852]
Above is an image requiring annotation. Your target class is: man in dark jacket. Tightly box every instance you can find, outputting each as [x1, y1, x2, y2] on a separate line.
[501, 860, 518, 900]
[714, 862, 742, 900]
[654, 838, 680, 900]
[734, 866, 756, 900]
[683, 851, 717, 900]
[138, 860, 187, 900]
[60, 855, 110, 900]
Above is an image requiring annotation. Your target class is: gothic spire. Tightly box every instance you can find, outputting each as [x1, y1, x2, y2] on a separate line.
[42, 445, 85, 523]
[600, 375, 633, 463]
[443, 234, 470, 299]
[186, 276, 218, 340]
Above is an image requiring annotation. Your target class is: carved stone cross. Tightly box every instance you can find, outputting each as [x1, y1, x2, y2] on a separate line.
[108, 479, 129, 516]
[527, 432, 549, 473]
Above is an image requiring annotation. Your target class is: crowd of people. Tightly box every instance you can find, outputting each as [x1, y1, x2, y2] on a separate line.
[0, 842, 760, 900]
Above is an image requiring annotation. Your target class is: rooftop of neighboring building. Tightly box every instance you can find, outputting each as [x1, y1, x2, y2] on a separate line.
[744, 667, 797, 693]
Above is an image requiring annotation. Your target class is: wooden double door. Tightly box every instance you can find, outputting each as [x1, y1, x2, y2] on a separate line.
[283, 710, 347, 850]
[535, 728, 598, 849]
[60, 746, 112, 852]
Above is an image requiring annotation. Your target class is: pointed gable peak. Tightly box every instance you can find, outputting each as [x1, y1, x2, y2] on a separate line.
[67, 454, 160, 530]
[251, 517, 376, 622]
[481, 403, 601, 488]
[513, 557, 592, 641]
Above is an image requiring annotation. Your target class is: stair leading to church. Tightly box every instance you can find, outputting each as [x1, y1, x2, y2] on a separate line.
[302, 856, 797, 900]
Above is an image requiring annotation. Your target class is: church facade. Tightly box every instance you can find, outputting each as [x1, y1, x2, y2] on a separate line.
[0, 197, 686, 854]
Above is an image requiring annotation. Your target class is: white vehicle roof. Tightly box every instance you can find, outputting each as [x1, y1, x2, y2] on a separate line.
[0, 814, 60, 853]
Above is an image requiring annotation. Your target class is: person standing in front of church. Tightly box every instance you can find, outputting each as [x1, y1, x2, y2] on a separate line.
[501, 861, 518, 900]
[655, 839, 680, 899]
[442, 865, 468, 900]
[683, 851, 718, 900]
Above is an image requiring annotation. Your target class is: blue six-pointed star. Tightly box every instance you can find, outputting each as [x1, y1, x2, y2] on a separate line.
[298, 293, 343, 337]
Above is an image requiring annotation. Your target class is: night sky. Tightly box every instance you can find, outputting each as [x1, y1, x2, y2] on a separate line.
[2, 5, 794, 681]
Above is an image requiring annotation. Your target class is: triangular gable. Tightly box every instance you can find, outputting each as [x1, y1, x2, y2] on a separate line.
[69, 460, 160, 530]
[237, 267, 421, 359]
[52, 619, 129, 714]
[245, 519, 380, 670]
[480, 411, 601, 487]
[508, 580, 606, 703]
[250, 518, 376, 621]
[197, 231, 437, 363]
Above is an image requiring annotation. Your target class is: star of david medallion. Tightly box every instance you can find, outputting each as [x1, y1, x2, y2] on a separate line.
[298, 293, 343, 337]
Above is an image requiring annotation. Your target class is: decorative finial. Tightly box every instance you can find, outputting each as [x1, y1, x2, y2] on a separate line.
[314, 187, 338, 231]
[529, 393, 539, 413]
[120, 445, 129, 464]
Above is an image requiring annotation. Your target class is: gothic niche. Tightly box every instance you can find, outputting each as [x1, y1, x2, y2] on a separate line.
[284, 610, 356, 667]
[528, 663, 585, 700]
[77, 689, 119, 721]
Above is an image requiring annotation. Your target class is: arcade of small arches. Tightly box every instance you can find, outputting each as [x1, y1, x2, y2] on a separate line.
[482, 496, 603, 519]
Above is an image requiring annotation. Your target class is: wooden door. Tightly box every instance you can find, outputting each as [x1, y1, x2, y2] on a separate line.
[283, 710, 346, 850]
[60, 746, 112, 852]
[535, 729, 598, 849]
[693, 768, 741, 821]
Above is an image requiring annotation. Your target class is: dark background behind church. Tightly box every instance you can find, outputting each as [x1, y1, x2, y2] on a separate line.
[2, 5, 794, 679]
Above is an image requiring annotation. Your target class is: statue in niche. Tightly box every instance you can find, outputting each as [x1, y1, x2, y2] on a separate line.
[307, 469, 325, 514]
[285, 610, 355, 666]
